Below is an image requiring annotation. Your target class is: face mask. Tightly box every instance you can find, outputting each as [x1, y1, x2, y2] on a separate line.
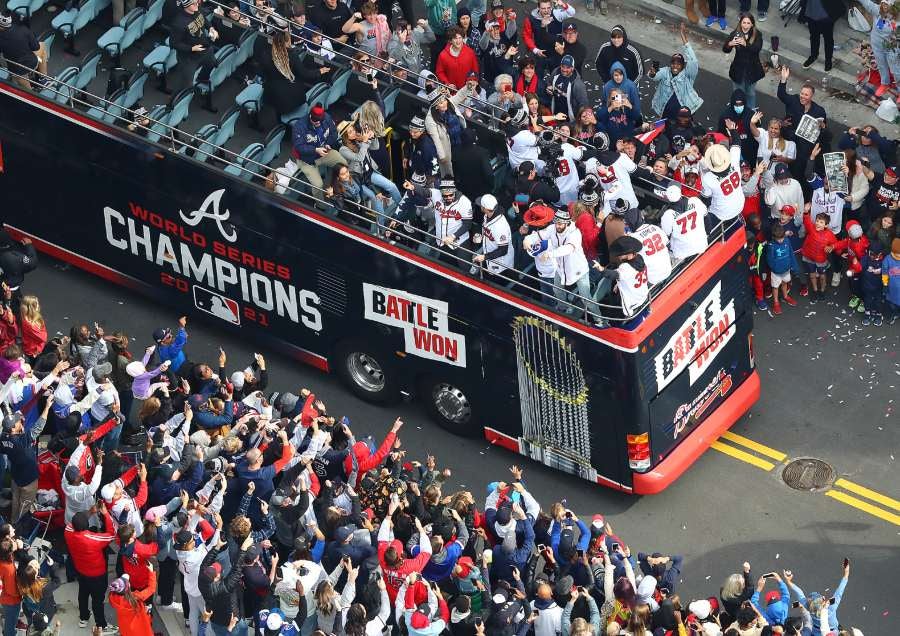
[734, 105, 745, 114]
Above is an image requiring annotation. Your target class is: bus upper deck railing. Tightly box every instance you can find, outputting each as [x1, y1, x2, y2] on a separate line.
[0, 56, 738, 328]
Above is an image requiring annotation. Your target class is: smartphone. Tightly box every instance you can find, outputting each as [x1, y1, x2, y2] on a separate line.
[791, 601, 801, 609]
[651, 60, 660, 73]
[659, 587, 670, 596]
[576, 549, 584, 558]
[537, 544, 546, 551]
[763, 572, 777, 579]
[474, 617, 483, 627]
[610, 542, 620, 552]
[828, 597, 837, 605]
[565, 511, 572, 519]
[842, 558, 850, 568]
[532, 609, 540, 617]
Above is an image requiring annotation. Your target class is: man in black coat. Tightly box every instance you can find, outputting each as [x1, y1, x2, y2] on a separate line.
[199, 532, 252, 633]
[451, 130, 494, 207]
[777, 65, 829, 177]
[169, 0, 220, 104]
[0, 230, 37, 309]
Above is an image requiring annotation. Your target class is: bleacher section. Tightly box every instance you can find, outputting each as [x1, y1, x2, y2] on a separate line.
[3, 0, 510, 198]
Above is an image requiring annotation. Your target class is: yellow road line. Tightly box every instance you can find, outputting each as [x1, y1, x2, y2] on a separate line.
[833, 479, 900, 512]
[825, 490, 900, 527]
[720, 431, 787, 462]
[710, 441, 775, 471]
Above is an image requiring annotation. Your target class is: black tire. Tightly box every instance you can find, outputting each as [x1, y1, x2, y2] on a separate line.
[333, 340, 400, 404]
[421, 377, 482, 438]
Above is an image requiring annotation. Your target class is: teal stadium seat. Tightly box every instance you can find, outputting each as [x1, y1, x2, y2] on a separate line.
[97, 7, 146, 65]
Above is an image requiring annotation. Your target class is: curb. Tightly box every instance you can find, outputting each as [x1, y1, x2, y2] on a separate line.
[602, 0, 860, 97]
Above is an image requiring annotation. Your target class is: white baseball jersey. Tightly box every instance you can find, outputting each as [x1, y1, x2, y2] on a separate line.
[615, 261, 649, 316]
[481, 213, 514, 274]
[546, 224, 588, 286]
[526, 226, 557, 278]
[700, 145, 745, 221]
[629, 224, 672, 285]
[554, 143, 585, 205]
[508, 130, 540, 170]
[431, 191, 473, 248]
[660, 197, 709, 260]
[586, 153, 639, 213]
[810, 188, 844, 235]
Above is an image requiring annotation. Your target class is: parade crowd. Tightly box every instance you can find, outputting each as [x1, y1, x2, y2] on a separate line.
[0, 0, 899, 632]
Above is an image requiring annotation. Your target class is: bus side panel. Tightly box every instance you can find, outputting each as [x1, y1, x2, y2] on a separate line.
[0, 87, 634, 491]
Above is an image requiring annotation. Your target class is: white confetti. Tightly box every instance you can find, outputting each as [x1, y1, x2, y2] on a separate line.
[775, 553, 780, 559]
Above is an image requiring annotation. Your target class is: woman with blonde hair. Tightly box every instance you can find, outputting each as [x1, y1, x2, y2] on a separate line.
[720, 562, 753, 620]
[315, 558, 358, 633]
[258, 26, 307, 118]
[19, 296, 46, 360]
[16, 558, 48, 625]
[749, 111, 795, 188]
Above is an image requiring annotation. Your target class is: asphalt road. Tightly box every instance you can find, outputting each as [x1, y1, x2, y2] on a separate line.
[12, 7, 899, 635]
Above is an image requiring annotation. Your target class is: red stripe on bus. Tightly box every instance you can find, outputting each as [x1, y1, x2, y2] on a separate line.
[631, 370, 760, 495]
[0, 84, 744, 353]
[6, 227, 141, 290]
[483, 427, 520, 453]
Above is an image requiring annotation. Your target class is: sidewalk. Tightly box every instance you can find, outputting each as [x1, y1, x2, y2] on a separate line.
[576, 0, 884, 128]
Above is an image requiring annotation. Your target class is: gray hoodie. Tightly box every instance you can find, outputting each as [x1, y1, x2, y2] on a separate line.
[387, 24, 436, 75]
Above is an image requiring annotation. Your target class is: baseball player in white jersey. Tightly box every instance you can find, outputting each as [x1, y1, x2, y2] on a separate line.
[473, 195, 515, 277]
[431, 179, 473, 250]
[660, 183, 709, 262]
[591, 235, 649, 318]
[629, 222, 672, 285]
[585, 152, 639, 214]
[700, 126, 745, 222]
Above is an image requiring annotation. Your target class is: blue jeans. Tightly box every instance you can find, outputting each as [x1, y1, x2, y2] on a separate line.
[731, 79, 758, 110]
[553, 272, 598, 317]
[2, 602, 20, 636]
[102, 419, 122, 452]
[871, 36, 900, 88]
[210, 620, 248, 636]
[369, 172, 401, 206]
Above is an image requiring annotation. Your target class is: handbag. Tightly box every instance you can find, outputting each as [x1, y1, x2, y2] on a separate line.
[848, 5, 873, 32]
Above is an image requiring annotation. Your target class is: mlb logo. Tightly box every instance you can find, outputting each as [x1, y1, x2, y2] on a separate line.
[193, 285, 240, 325]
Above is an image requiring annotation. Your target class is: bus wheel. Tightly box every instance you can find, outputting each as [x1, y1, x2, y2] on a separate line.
[425, 381, 479, 437]
[335, 342, 399, 404]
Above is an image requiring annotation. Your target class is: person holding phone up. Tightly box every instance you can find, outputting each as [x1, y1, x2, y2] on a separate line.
[722, 13, 765, 110]
[749, 570, 790, 627]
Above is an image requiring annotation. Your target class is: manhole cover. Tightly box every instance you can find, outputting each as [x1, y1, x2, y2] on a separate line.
[782, 458, 835, 491]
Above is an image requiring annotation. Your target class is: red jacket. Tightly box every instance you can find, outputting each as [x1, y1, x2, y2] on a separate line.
[65, 510, 116, 577]
[574, 209, 601, 262]
[342, 430, 396, 487]
[802, 213, 838, 263]
[118, 537, 159, 591]
[378, 538, 432, 605]
[833, 221, 870, 277]
[0, 308, 17, 354]
[435, 44, 479, 90]
[20, 318, 47, 358]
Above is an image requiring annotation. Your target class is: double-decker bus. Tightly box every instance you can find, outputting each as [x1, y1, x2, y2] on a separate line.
[0, 14, 758, 494]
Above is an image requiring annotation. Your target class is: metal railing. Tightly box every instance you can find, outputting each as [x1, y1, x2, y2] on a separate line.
[0, 45, 738, 327]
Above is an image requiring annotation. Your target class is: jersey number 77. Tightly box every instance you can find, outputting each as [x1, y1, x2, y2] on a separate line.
[675, 211, 698, 234]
